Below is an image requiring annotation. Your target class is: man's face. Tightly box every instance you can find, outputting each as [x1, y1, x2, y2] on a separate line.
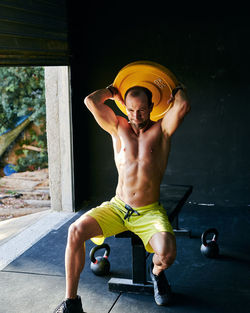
[125, 92, 153, 129]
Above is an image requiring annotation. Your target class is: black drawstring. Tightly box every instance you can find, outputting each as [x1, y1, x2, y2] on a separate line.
[124, 204, 140, 221]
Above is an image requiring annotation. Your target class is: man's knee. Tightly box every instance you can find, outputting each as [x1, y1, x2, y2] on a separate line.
[67, 222, 85, 248]
[157, 250, 176, 269]
[67, 215, 102, 248]
[150, 232, 176, 266]
[165, 249, 177, 267]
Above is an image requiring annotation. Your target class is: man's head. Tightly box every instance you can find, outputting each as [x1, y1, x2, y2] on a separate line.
[124, 86, 153, 129]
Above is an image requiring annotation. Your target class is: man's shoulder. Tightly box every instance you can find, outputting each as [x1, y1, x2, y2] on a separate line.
[109, 116, 129, 138]
[117, 115, 129, 127]
[149, 119, 163, 132]
[117, 115, 128, 122]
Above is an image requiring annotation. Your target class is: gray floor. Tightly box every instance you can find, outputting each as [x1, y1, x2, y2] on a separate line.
[0, 204, 250, 313]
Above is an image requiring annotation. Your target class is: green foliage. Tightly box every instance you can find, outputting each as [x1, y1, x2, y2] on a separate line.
[0, 67, 48, 172]
[0, 67, 45, 134]
[14, 150, 48, 172]
[14, 125, 48, 172]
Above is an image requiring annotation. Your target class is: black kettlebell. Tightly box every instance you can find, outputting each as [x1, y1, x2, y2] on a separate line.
[201, 228, 219, 258]
[89, 243, 110, 276]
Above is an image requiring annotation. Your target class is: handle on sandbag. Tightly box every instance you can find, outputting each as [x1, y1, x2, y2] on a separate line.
[89, 243, 110, 263]
[201, 228, 219, 246]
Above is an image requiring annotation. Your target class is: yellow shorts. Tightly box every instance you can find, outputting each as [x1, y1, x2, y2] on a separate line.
[85, 196, 174, 253]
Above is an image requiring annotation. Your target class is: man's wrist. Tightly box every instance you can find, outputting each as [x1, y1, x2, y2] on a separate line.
[171, 85, 184, 97]
[106, 85, 116, 98]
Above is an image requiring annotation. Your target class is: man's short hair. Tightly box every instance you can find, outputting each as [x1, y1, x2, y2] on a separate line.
[124, 86, 153, 106]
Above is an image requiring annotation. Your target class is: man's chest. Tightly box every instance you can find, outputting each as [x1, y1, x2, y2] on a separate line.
[115, 125, 165, 161]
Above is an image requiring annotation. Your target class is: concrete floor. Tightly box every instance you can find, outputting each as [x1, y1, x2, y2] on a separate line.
[0, 204, 249, 313]
[0, 210, 74, 270]
[0, 211, 50, 245]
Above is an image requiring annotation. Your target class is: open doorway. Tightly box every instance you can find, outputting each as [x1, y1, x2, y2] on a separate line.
[0, 66, 74, 224]
[0, 66, 50, 221]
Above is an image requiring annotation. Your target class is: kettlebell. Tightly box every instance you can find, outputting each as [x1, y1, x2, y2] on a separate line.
[89, 243, 110, 276]
[201, 228, 219, 258]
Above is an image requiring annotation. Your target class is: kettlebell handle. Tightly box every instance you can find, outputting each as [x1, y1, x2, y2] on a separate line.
[201, 228, 219, 246]
[90, 243, 110, 263]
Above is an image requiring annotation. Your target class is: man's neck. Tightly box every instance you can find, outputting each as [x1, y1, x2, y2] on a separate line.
[130, 119, 153, 136]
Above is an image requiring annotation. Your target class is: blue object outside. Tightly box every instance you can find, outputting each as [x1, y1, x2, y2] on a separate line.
[3, 164, 17, 176]
[0, 114, 31, 136]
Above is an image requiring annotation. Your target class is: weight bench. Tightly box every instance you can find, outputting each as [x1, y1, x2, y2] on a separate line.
[108, 184, 193, 294]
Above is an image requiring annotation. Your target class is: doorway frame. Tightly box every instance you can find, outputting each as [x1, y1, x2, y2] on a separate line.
[45, 66, 75, 212]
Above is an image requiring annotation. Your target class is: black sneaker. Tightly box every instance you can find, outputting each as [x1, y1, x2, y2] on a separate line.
[150, 263, 172, 306]
[53, 295, 85, 313]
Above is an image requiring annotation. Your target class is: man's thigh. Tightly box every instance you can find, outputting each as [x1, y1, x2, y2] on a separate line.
[128, 204, 174, 253]
[72, 214, 104, 241]
[84, 201, 127, 239]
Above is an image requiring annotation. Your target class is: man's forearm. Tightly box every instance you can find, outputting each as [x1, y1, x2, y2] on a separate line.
[85, 88, 112, 107]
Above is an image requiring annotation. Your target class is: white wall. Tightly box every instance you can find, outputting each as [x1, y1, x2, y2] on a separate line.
[45, 66, 74, 212]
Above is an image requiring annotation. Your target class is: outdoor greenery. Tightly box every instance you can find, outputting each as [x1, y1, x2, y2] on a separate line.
[14, 125, 48, 172]
[0, 67, 48, 172]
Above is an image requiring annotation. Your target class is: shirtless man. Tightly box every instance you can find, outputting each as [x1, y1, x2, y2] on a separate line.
[54, 83, 190, 313]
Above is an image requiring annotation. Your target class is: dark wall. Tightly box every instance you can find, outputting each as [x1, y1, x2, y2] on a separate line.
[68, 8, 250, 208]
[0, 0, 68, 66]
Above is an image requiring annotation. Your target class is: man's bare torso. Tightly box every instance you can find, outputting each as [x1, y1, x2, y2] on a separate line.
[84, 85, 190, 208]
[112, 116, 171, 207]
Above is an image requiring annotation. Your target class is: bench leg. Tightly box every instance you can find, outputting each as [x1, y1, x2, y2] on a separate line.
[131, 235, 147, 284]
[108, 236, 153, 294]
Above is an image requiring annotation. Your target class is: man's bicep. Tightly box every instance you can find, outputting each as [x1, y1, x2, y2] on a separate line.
[161, 101, 190, 136]
[91, 105, 119, 134]
[161, 89, 191, 136]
